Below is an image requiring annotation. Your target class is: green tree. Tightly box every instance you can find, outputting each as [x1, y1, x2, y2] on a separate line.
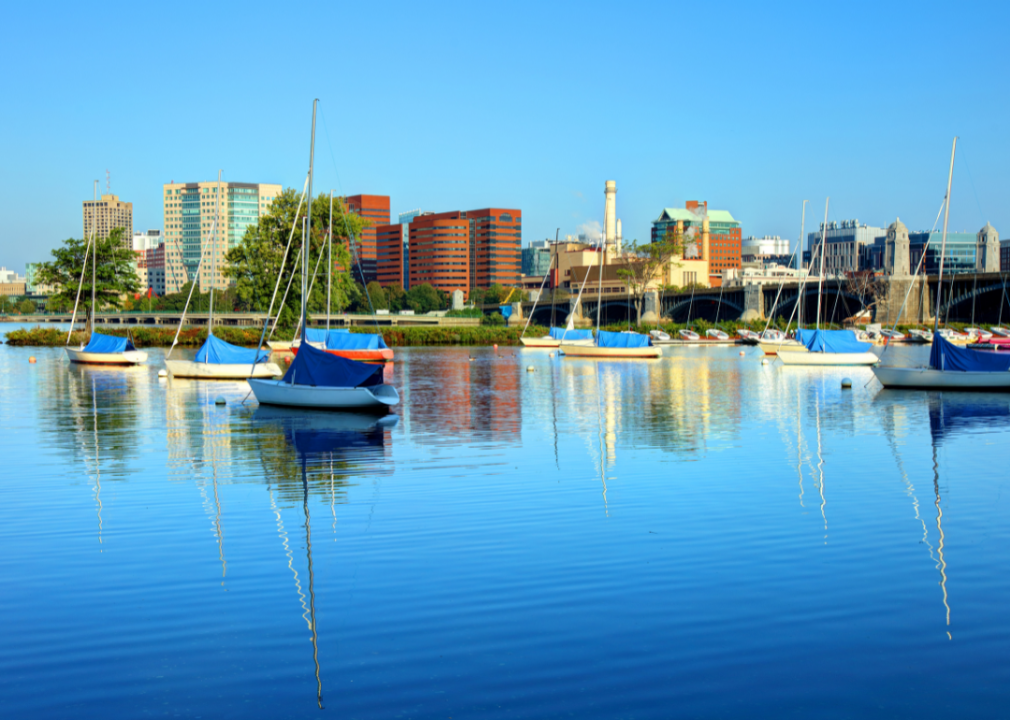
[224, 189, 366, 327]
[481, 312, 505, 326]
[0, 296, 15, 314]
[45, 295, 70, 313]
[364, 281, 388, 311]
[615, 231, 685, 324]
[406, 283, 443, 313]
[469, 287, 486, 306]
[483, 284, 509, 305]
[385, 283, 407, 312]
[35, 228, 141, 331]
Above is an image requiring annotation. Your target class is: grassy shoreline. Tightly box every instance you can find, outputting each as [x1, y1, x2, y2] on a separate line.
[3, 325, 552, 348]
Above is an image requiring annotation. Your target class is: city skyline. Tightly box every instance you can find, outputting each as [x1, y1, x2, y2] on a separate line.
[1, 1, 1007, 272]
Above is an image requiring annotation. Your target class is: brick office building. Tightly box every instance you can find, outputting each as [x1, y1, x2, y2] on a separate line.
[652, 200, 742, 284]
[387, 207, 521, 298]
[376, 223, 409, 289]
[342, 194, 390, 284]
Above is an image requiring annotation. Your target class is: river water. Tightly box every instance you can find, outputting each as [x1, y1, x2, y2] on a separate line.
[2, 327, 1009, 718]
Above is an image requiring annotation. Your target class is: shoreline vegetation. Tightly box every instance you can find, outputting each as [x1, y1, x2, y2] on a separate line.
[2, 319, 968, 348]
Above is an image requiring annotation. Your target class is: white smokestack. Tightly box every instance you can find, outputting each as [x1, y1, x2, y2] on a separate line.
[604, 181, 616, 248]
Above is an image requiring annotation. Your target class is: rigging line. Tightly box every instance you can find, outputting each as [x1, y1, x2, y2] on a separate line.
[67, 234, 94, 345]
[959, 145, 987, 226]
[270, 244, 303, 338]
[264, 175, 310, 338]
[290, 233, 331, 341]
[166, 219, 215, 360]
[320, 105, 381, 330]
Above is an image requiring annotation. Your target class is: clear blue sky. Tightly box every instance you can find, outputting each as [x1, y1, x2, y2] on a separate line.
[1, 0, 1007, 272]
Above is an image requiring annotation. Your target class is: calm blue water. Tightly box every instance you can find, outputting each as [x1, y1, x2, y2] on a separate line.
[2, 327, 1010, 718]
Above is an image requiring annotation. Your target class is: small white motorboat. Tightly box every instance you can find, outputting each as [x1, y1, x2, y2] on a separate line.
[938, 328, 970, 344]
[66, 332, 148, 365]
[907, 328, 934, 344]
[649, 329, 672, 342]
[678, 329, 701, 341]
[990, 326, 1010, 338]
[880, 329, 906, 342]
[249, 341, 399, 409]
[706, 328, 731, 341]
[737, 329, 760, 342]
[965, 327, 993, 341]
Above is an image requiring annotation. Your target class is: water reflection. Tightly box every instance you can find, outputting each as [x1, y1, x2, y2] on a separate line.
[262, 409, 399, 710]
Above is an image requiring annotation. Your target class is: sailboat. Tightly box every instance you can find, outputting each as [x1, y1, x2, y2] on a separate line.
[778, 198, 877, 366]
[678, 285, 701, 341]
[559, 203, 661, 359]
[872, 137, 1010, 389]
[66, 181, 148, 366]
[164, 172, 282, 380]
[249, 100, 400, 410]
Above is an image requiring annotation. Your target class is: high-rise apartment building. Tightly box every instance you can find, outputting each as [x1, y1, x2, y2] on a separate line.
[83, 194, 133, 248]
[162, 181, 281, 293]
[342, 194, 390, 284]
[407, 212, 471, 295]
[469, 208, 522, 288]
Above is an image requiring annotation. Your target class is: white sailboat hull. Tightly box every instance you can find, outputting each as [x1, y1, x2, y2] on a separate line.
[872, 366, 1010, 389]
[778, 351, 879, 366]
[248, 378, 400, 408]
[266, 340, 293, 351]
[65, 347, 148, 365]
[165, 360, 283, 379]
[759, 340, 807, 355]
[560, 345, 663, 359]
[520, 337, 594, 348]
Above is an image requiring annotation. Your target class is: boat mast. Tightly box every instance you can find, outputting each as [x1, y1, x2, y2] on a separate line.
[596, 201, 606, 333]
[327, 190, 333, 333]
[933, 137, 957, 335]
[815, 198, 829, 330]
[798, 199, 807, 330]
[304, 100, 317, 344]
[91, 179, 97, 335]
[209, 169, 221, 336]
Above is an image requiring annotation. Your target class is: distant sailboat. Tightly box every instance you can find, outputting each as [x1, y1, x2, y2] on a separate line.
[66, 181, 148, 366]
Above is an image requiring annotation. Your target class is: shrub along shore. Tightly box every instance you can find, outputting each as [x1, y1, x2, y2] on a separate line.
[3, 319, 973, 348]
[3, 325, 551, 348]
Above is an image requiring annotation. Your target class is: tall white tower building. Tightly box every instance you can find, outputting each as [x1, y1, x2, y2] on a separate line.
[604, 181, 617, 246]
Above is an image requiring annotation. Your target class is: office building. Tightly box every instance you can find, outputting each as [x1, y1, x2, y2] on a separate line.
[741, 235, 790, 258]
[132, 230, 163, 252]
[469, 208, 522, 288]
[343, 195, 390, 284]
[376, 223, 410, 289]
[651, 201, 741, 283]
[522, 240, 552, 277]
[162, 180, 281, 292]
[83, 194, 133, 248]
[806, 220, 886, 275]
[407, 211, 472, 295]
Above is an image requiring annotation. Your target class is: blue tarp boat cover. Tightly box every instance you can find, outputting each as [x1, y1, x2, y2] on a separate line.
[500, 305, 513, 319]
[795, 328, 871, 353]
[597, 330, 652, 348]
[283, 341, 383, 387]
[324, 332, 389, 351]
[550, 327, 593, 341]
[195, 334, 270, 364]
[930, 333, 1010, 372]
[83, 332, 135, 354]
[304, 328, 328, 343]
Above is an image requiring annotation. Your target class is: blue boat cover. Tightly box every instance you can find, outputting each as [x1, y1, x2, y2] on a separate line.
[324, 332, 389, 351]
[195, 334, 270, 364]
[597, 330, 652, 348]
[796, 328, 871, 353]
[83, 332, 135, 354]
[303, 328, 328, 343]
[550, 327, 593, 341]
[283, 341, 383, 387]
[930, 333, 1010, 372]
